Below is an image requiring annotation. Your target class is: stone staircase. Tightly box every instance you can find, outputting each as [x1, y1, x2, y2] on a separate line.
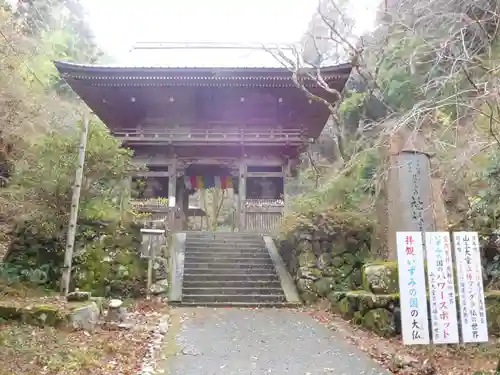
[180, 232, 299, 307]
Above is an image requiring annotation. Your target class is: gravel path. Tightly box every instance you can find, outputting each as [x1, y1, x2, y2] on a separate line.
[161, 307, 392, 375]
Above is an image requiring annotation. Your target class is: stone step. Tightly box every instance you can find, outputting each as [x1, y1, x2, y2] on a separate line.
[184, 255, 271, 262]
[185, 253, 269, 260]
[182, 273, 280, 282]
[182, 262, 275, 270]
[174, 301, 301, 308]
[181, 294, 287, 304]
[185, 242, 265, 249]
[186, 233, 262, 238]
[183, 267, 275, 275]
[185, 248, 268, 254]
[182, 287, 284, 296]
[182, 280, 283, 289]
[186, 236, 263, 241]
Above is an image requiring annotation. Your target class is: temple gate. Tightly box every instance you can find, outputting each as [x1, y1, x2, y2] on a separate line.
[55, 50, 351, 234]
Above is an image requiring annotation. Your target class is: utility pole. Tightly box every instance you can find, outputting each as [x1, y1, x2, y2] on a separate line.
[60, 114, 90, 296]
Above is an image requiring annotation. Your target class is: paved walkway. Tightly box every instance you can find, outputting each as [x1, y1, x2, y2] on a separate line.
[161, 308, 392, 375]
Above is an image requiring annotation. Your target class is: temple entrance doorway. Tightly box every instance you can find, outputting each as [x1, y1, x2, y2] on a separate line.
[183, 164, 238, 232]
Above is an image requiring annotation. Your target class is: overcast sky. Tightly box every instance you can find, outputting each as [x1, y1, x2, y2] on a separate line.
[80, 0, 378, 66]
[82, 0, 317, 61]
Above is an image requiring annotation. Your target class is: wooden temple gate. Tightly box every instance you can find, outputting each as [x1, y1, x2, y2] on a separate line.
[54, 49, 351, 234]
[128, 157, 288, 233]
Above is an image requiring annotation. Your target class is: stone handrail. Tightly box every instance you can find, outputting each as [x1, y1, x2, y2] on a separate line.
[168, 232, 186, 302]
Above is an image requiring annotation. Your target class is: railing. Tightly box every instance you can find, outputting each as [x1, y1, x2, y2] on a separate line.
[244, 199, 284, 234]
[113, 127, 305, 145]
[131, 199, 170, 223]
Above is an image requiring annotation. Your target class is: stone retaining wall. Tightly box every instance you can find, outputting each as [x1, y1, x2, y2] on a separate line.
[278, 233, 370, 303]
[327, 261, 500, 338]
[277, 210, 373, 303]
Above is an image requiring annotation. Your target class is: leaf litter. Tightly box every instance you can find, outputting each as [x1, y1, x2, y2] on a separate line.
[301, 302, 500, 375]
[0, 298, 169, 375]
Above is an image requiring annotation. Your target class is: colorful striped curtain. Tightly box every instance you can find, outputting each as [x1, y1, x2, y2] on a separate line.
[184, 176, 234, 190]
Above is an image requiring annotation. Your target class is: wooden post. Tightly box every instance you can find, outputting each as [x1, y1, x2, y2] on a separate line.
[141, 228, 164, 300]
[146, 235, 153, 300]
[282, 163, 287, 215]
[182, 188, 189, 230]
[119, 175, 131, 224]
[239, 160, 247, 232]
[235, 193, 241, 232]
[60, 114, 90, 296]
[168, 160, 177, 231]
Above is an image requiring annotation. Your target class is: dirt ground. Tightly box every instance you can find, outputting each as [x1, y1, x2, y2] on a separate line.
[0, 298, 167, 375]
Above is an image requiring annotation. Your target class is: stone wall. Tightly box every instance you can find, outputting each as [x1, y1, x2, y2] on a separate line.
[327, 261, 500, 338]
[278, 210, 373, 303]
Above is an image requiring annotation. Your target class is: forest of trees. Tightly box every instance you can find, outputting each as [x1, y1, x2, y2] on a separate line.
[1, 0, 500, 285]
[0, 0, 137, 281]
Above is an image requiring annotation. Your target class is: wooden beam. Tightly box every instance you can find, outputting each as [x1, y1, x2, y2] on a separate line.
[133, 171, 170, 177]
[246, 171, 284, 178]
[245, 206, 283, 213]
[133, 156, 287, 167]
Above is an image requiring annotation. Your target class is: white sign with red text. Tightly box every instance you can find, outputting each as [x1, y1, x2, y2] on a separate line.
[396, 231, 430, 345]
[425, 232, 459, 344]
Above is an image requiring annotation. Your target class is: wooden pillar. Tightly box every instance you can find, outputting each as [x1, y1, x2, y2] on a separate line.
[177, 181, 186, 230]
[282, 163, 287, 215]
[168, 160, 177, 231]
[182, 189, 189, 230]
[236, 191, 241, 232]
[238, 160, 247, 232]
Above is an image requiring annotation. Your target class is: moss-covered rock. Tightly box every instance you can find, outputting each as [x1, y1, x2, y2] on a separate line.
[314, 277, 335, 297]
[22, 305, 66, 327]
[297, 267, 322, 280]
[298, 250, 317, 268]
[321, 266, 337, 277]
[0, 305, 22, 320]
[0, 303, 68, 327]
[296, 278, 315, 293]
[362, 308, 397, 337]
[326, 291, 346, 305]
[485, 291, 500, 335]
[362, 262, 398, 294]
[331, 256, 345, 267]
[336, 291, 398, 315]
[338, 297, 357, 319]
[316, 253, 332, 269]
[300, 291, 318, 304]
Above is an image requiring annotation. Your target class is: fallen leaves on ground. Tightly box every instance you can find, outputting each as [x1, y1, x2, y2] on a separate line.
[0, 298, 168, 375]
[304, 301, 500, 375]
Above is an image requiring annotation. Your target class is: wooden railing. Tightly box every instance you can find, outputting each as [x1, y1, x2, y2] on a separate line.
[131, 199, 170, 223]
[244, 199, 284, 234]
[113, 127, 305, 145]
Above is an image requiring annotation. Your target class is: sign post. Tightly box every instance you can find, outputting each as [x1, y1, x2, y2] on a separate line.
[452, 232, 488, 343]
[396, 231, 430, 345]
[397, 230, 489, 346]
[425, 232, 459, 344]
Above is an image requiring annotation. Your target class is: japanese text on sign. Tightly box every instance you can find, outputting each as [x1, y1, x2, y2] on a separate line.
[409, 158, 425, 232]
[396, 231, 430, 345]
[425, 232, 459, 344]
[453, 232, 488, 343]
